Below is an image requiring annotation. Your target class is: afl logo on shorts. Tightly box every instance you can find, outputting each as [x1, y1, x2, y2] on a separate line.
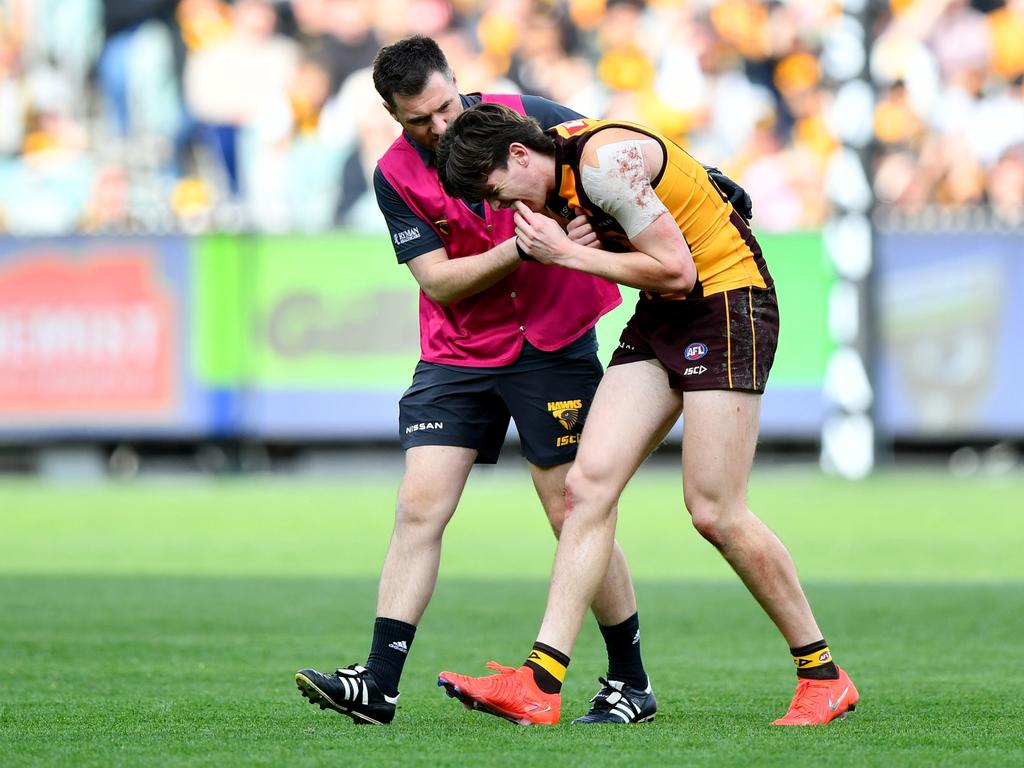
[684, 342, 708, 361]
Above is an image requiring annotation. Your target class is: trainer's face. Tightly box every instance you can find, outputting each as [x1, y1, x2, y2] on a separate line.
[387, 70, 462, 152]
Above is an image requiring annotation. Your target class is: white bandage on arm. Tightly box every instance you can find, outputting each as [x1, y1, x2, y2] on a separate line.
[580, 140, 668, 239]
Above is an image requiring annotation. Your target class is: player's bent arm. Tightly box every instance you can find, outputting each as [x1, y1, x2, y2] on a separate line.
[552, 214, 695, 294]
[405, 238, 522, 305]
[571, 130, 694, 293]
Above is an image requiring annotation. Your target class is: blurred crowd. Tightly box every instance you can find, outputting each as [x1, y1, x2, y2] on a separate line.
[0, 0, 1021, 236]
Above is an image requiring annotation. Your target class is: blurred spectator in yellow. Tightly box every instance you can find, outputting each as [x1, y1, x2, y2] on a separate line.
[476, 0, 529, 74]
[988, 0, 1024, 79]
[874, 80, 927, 147]
[596, 0, 654, 95]
[431, 28, 514, 94]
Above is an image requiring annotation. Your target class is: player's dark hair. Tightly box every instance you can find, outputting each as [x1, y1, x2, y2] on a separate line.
[437, 103, 555, 202]
[372, 35, 453, 108]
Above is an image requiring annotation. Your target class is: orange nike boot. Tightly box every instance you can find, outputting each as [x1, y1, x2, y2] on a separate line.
[772, 665, 859, 725]
[438, 661, 560, 725]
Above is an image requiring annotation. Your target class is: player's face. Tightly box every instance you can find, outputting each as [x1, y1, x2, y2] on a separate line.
[483, 155, 546, 212]
[387, 70, 462, 152]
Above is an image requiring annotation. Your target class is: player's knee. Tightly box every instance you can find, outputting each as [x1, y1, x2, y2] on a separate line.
[394, 490, 454, 538]
[563, 465, 616, 523]
[685, 493, 735, 549]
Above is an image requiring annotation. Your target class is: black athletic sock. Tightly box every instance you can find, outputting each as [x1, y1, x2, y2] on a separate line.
[791, 639, 839, 680]
[365, 617, 416, 696]
[599, 612, 648, 689]
[523, 642, 570, 694]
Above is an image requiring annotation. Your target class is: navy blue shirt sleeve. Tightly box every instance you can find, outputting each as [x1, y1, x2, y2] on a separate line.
[373, 166, 446, 264]
[520, 95, 584, 129]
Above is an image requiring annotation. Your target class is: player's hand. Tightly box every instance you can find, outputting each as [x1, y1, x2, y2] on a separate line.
[513, 201, 572, 265]
[566, 208, 600, 249]
[704, 166, 753, 221]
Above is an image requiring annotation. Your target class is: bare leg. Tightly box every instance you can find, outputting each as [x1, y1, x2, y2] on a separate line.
[681, 390, 822, 647]
[536, 361, 683, 655]
[376, 445, 476, 624]
[530, 462, 636, 626]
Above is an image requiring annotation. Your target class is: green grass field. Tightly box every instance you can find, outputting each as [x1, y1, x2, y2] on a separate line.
[2, 467, 1023, 766]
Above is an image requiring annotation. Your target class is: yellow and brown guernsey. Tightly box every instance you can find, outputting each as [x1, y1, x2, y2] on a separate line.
[545, 118, 773, 301]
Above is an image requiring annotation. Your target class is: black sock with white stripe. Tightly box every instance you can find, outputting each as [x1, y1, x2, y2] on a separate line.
[365, 617, 416, 697]
[599, 612, 648, 689]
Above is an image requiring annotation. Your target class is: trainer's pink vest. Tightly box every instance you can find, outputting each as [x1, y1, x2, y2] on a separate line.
[377, 93, 621, 366]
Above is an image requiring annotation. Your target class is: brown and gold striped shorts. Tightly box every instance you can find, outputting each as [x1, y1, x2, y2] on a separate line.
[609, 286, 779, 393]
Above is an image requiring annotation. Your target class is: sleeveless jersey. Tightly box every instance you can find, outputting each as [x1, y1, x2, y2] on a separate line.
[545, 119, 773, 301]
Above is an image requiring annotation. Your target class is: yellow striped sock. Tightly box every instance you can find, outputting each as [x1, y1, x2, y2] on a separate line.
[793, 645, 832, 670]
[524, 642, 570, 694]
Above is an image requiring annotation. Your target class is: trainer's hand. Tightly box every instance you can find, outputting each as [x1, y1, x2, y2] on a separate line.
[704, 165, 753, 221]
[513, 201, 573, 265]
[566, 208, 600, 249]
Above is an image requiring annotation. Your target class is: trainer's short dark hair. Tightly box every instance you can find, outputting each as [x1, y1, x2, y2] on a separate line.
[437, 103, 554, 202]
[372, 35, 452, 108]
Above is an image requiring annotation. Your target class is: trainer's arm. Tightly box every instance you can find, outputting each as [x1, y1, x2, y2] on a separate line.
[405, 239, 522, 306]
[375, 167, 522, 305]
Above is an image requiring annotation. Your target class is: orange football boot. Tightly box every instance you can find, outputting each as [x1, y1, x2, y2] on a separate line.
[772, 665, 859, 725]
[438, 661, 560, 725]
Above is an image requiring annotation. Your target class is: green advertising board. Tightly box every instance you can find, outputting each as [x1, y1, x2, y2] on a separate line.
[196, 233, 420, 387]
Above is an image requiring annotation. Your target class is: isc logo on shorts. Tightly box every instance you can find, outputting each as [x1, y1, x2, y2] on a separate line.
[684, 342, 708, 361]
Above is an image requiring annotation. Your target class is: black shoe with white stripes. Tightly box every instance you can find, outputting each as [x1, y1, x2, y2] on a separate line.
[295, 664, 398, 724]
[571, 677, 657, 724]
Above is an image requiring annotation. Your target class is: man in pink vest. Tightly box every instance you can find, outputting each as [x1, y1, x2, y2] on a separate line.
[293, 35, 666, 726]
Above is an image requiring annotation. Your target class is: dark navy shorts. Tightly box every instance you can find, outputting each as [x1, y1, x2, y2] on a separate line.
[609, 286, 779, 393]
[398, 353, 604, 467]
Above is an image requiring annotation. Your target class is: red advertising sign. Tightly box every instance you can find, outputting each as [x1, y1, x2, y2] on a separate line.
[0, 248, 176, 419]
